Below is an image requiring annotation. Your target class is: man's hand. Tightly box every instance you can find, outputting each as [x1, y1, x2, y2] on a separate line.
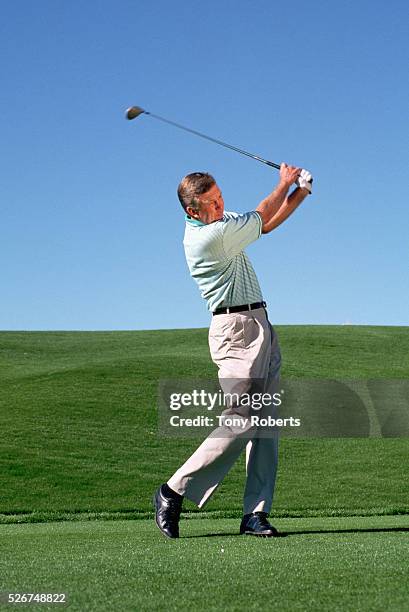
[279, 163, 301, 189]
[296, 168, 313, 194]
[256, 162, 313, 234]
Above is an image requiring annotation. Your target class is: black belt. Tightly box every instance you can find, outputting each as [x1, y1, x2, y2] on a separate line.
[213, 301, 266, 315]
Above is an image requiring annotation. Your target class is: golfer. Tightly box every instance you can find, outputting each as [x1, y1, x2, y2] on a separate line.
[154, 163, 313, 537]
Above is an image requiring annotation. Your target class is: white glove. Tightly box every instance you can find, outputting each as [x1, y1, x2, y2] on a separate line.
[296, 168, 313, 193]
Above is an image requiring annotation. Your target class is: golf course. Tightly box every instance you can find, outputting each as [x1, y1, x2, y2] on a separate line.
[1, 326, 408, 610]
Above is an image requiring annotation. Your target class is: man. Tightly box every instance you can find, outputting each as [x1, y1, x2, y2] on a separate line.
[154, 163, 313, 538]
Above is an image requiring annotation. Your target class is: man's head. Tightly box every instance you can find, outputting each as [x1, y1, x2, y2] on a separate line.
[177, 172, 224, 224]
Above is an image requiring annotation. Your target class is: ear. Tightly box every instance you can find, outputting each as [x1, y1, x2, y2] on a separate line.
[186, 206, 201, 220]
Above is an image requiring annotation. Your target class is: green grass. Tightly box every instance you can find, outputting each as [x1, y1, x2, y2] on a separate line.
[0, 327, 408, 519]
[1, 516, 408, 611]
[1, 327, 408, 611]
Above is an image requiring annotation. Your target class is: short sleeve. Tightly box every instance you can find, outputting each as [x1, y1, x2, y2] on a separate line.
[221, 211, 262, 258]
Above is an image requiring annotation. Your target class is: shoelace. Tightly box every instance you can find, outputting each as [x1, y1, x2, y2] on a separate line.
[166, 498, 182, 521]
[255, 513, 271, 528]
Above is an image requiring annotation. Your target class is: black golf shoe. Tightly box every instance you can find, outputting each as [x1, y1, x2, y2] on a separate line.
[153, 485, 182, 539]
[240, 512, 279, 537]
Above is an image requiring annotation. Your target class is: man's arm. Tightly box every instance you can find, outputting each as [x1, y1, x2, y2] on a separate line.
[256, 163, 311, 234]
[260, 186, 310, 234]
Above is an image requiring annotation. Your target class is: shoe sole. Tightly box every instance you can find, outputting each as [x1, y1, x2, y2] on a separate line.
[241, 530, 280, 537]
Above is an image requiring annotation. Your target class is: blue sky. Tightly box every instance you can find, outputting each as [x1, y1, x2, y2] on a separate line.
[1, 0, 408, 330]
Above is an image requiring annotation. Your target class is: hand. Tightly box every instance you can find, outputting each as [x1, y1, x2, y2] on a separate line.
[279, 163, 301, 188]
[296, 168, 313, 194]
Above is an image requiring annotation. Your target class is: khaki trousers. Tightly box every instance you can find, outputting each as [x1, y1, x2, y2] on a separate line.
[167, 306, 281, 514]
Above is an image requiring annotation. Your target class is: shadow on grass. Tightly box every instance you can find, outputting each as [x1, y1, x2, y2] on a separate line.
[183, 526, 409, 539]
[281, 526, 409, 537]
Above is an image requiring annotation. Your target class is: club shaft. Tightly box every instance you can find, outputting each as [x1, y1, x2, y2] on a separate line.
[144, 111, 281, 170]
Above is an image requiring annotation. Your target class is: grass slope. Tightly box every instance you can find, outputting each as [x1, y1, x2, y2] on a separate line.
[1, 517, 408, 611]
[0, 327, 408, 519]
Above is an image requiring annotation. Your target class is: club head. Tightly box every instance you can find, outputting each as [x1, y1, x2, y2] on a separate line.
[126, 106, 145, 120]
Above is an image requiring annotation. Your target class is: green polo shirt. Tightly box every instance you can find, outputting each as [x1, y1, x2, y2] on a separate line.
[183, 210, 263, 312]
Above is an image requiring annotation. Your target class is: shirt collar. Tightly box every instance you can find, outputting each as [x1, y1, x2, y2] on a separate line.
[185, 214, 205, 227]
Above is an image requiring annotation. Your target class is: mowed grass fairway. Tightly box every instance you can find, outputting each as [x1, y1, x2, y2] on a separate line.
[1, 327, 408, 610]
[1, 516, 408, 612]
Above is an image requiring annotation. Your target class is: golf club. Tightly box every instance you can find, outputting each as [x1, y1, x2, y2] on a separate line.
[125, 105, 281, 170]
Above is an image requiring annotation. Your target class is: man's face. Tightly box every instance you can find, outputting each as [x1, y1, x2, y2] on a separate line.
[189, 183, 225, 224]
